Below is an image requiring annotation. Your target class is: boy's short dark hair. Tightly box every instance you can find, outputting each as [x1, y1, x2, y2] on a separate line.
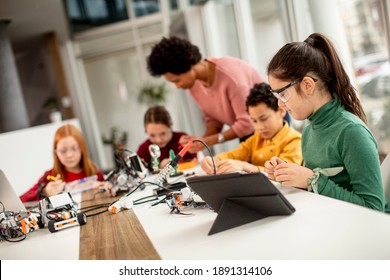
[246, 82, 278, 111]
[147, 36, 202, 76]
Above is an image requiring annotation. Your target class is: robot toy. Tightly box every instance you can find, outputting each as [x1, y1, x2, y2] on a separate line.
[165, 187, 207, 214]
[0, 210, 41, 241]
[39, 192, 86, 233]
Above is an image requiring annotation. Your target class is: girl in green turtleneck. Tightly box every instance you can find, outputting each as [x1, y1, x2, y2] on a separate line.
[264, 32, 388, 213]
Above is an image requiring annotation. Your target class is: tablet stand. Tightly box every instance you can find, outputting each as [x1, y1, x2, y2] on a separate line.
[208, 194, 294, 235]
[187, 172, 295, 235]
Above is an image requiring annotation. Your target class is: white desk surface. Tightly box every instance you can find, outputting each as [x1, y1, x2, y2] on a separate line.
[133, 185, 390, 260]
[2, 172, 390, 260]
[0, 193, 83, 260]
[0, 223, 80, 260]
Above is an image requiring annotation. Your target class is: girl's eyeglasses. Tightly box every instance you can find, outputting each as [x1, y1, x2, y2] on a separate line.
[270, 79, 299, 103]
[270, 76, 317, 103]
[56, 146, 80, 155]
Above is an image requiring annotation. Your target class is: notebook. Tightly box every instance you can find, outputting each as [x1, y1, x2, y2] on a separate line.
[186, 172, 295, 235]
[0, 169, 26, 212]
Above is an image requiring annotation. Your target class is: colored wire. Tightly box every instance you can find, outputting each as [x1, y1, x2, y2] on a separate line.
[133, 195, 158, 205]
[151, 196, 167, 207]
[192, 139, 216, 174]
[83, 205, 111, 217]
[124, 181, 160, 197]
[79, 203, 111, 211]
[0, 228, 26, 242]
[85, 209, 108, 217]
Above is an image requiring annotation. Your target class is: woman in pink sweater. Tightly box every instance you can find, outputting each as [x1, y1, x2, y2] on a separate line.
[147, 36, 264, 153]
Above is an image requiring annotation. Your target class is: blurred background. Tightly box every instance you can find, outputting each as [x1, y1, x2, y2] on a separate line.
[0, 0, 389, 180]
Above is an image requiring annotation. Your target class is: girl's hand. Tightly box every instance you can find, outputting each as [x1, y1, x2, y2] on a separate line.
[264, 156, 284, 180]
[43, 174, 65, 197]
[160, 158, 170, 169]
[273, 163, 314, 189]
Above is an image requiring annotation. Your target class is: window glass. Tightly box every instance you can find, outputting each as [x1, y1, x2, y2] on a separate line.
[212, 0, 240, 58]
[248, 0, 291, 79]
[83, 47, 143, 168]
[170, 0, 179, 10]
[338, 0, 390, 158]
[64, 0, 129, 34]
[132, 0, 160, 17]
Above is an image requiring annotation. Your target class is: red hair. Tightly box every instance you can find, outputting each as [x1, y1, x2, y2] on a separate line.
[52, 124, 99, 179]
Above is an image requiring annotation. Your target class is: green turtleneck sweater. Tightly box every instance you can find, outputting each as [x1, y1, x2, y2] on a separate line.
[302, 97, 388, 212]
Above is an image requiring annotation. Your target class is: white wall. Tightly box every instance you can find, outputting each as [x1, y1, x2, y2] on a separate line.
[0, 119, 80, 195]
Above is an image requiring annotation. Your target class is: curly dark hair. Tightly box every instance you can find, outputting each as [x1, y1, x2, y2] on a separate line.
[147, 36, 202, 76]
[246, 82, 278, 111]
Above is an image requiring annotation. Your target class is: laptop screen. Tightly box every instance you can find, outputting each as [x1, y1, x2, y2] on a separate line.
[0, 169, 26, 212]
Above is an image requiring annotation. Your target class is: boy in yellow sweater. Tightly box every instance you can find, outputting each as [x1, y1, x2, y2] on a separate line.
[201, 82, 302, 174]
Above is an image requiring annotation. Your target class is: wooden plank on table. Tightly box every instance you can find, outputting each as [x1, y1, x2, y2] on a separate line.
[79, 191, 160, 260]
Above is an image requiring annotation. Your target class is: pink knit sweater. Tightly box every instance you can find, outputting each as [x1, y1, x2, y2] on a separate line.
[190, 57, 264, 138]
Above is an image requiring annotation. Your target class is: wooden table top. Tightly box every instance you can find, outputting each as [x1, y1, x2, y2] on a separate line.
[79, 190, 160, 260]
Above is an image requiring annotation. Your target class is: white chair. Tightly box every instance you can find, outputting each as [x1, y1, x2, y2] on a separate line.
[381, 153, 390, 203]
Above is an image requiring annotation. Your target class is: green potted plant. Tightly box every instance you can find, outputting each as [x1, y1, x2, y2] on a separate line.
[42, 96, 62, 123]
[137, 82, 168, 106]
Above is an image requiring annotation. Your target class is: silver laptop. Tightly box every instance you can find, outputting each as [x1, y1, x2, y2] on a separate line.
[0, 169, 26, 212]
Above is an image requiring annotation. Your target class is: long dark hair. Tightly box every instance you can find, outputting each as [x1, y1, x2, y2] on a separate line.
[267, 33, 367, 124]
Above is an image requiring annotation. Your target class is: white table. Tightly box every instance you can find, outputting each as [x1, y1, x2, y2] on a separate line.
[133, 185, 390, 260]
[0, 223, 80, 260]
[2, 174, 390, 260]
[0, 193, 83, 260]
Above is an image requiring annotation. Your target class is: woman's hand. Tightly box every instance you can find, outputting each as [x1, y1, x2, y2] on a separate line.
[179, 135, 203, 154]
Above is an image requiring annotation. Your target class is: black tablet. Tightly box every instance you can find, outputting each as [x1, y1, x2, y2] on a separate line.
[186, 172, 295, 235]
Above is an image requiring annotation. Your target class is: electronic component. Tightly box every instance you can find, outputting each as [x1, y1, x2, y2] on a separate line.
[154, 141, 193, 186]
[165, 186, 207, 214]
[108, 196, 134, 214]
[105, 150, 149, 196]
[149, 144, 161, 173]
[153, 182, 188, 196]
[108, 142, 193, 214]
[39, 192, 86, 233]
[0, 210, 41, 241]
